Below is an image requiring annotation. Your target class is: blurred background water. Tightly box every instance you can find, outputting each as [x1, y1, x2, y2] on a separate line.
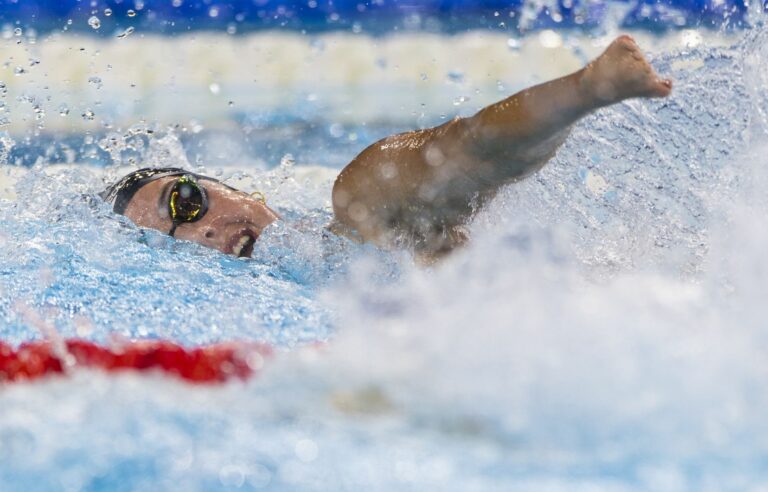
[1, 0, 768, 491]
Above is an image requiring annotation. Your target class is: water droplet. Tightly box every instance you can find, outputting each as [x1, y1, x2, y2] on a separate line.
[172, 0, 183, 7]
[420, 73, 428, 81]
[228, 100, 234, 107]
[88, 76, 103, 89]
[329, 123, 344, 138]
[58, 104, 70, 116]
[453, 95, 470, 106]
[13, 28, 21, 37]
[208, 6, 219, 18]
[88, 16, 101, 29]
[447, 71, 464, 84]
[280, 153, 295, 169]
[104, 8, 112, 16]
[507, 38, 521, 51]
[127, 9, 136, 17]
[116, 26, 134, 39]
[82, 109, 95, 120]
[209, 83, 220, 95]
[226, 24, 236, 35]
[538, 30, 562, 49]
[190, 119, 204, 133]
[14, 67, 26, 76]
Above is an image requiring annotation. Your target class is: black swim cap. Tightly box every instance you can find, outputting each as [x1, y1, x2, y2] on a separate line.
[100, 167, 193, 215]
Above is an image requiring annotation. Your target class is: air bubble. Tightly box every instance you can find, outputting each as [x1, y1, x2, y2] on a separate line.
[82, 109, 95, 120]
[58, 104, 70, 116]
[14, 67, 26, 76]
[209, 83, 220, 95]
[127, 10, 136, 17]
[104, 8, 112, 16]
[88, 16, 101, 29]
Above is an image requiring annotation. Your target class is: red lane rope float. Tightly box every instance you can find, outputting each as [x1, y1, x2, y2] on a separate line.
[0, 339, 272, 384]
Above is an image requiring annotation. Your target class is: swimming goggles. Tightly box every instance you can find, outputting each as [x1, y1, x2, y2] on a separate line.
[167, 174, 208, 237]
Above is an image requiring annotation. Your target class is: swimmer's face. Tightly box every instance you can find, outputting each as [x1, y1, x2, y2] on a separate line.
[122, 176, 279, 257]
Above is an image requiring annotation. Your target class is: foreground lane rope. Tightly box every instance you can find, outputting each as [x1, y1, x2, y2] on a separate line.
[0, 339, 272, 384]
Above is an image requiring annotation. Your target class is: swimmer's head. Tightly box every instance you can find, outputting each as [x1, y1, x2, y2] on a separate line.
[101, 167, 279, 257]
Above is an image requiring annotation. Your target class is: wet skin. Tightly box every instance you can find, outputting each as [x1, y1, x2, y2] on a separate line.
[332, 35, 672, 262]
[122, 176, 279, 257]
[118, 35, 671, 261]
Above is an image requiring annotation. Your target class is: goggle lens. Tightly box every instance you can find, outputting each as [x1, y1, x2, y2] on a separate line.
[168, 175, 208, 235]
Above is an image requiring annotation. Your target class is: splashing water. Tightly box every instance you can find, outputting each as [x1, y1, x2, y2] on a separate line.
[2, 24, 768, 491]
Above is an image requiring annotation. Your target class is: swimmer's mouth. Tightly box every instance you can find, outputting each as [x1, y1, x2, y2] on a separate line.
[228, 229, 258, 258]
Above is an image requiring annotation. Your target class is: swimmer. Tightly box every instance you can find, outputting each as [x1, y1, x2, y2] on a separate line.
[102, 35, 671, 262]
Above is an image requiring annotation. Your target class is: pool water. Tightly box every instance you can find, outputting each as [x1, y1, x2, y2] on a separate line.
[1, 18, 768, 491]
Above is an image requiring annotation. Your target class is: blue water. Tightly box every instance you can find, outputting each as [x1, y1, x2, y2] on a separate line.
[2, 8, 768, 492]
[0, 0, 752, 33]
